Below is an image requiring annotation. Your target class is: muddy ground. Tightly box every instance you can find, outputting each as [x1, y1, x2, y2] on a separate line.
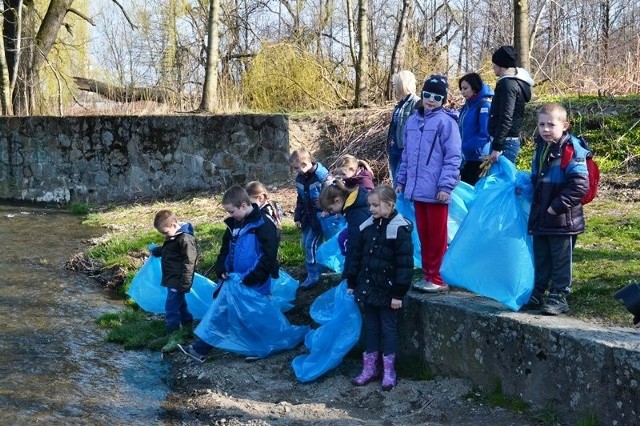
[147, 186, 536, 426]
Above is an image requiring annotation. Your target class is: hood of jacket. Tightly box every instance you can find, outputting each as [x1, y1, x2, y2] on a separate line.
[177, 222, 195, 236]
[466, 83, 494, 105]
[498, 68, 534, 101]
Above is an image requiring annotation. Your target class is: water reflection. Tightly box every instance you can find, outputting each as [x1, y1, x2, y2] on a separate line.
[0, 205, 169, 425]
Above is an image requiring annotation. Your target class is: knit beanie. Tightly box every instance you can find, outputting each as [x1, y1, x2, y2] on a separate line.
[421, 75, 448, 103]
[492, 46, 518, 68]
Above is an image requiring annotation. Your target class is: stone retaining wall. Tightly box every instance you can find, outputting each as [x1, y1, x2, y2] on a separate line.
[400, 291, 640, 425]
[0, 115, 290, 204]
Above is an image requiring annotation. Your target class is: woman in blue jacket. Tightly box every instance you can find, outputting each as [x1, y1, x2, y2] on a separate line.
[458, 73, 493, 185]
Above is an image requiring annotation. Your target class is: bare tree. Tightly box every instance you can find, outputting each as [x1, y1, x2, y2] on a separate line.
[514, 0, 530, 69]
[199, 0, 220, 112]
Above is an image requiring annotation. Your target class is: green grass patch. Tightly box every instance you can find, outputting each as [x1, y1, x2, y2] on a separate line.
[96, 309, 193, 351]
[69, 202, 91, 215]
[481, 381, 530, 412]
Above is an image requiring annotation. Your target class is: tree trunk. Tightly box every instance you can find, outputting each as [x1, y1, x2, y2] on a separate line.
[73, 77, 179, 103]
[514, 0, 530, 69]
[0, 5, 13, 115]
[199, 0, 219, 112]
[354, 0, 368, 107]
[387, 0, 413, 100]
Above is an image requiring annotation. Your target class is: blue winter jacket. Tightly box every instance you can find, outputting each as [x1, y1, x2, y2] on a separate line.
[396, 108, 462, 203]
[294, 162, 329, 231]
[214, 205, 279, 296]
[528, 133, 589, 236]
[459, 83, 493, 162]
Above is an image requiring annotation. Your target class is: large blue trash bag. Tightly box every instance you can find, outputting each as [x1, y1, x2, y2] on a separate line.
[270, 269, 299, 312]
[318, 212, 346, 239]
[448, 182, 476, 243]
[395, 194, 423, 268]
[292, 281, 362, 382]
[317, 232, 346, 272]
[126, 254, 217, 319]
[441, 157, 534, 311]
[195, 273, 309, 358]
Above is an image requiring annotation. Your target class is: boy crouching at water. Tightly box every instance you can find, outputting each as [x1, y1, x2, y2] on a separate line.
[178, 186, 279, 362]
[524, 103, 589, 315]
[151, 209, 197, 333]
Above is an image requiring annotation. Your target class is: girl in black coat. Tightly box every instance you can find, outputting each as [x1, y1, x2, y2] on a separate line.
[344, 185, 414, 391]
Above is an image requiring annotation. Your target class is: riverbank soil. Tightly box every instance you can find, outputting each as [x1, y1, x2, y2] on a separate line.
[154, 184, 535, 425]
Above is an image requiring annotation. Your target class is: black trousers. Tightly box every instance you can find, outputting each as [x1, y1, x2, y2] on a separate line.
[533, 235, 577, 295]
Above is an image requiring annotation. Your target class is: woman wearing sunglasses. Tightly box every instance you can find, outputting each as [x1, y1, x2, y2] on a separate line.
[395, 75, 462, 293]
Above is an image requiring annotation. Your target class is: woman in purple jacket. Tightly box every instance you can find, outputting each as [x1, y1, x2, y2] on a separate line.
[395, 75, 462, 293]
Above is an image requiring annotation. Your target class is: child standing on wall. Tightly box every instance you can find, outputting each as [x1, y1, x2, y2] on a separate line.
[177, 186, 280, 362]
[524, 103, 589, 315]
[150, 209, 197, 333]
[290, 149, 329, 290]
[395, 75, 462, 293]
[344, 185, 414, 390]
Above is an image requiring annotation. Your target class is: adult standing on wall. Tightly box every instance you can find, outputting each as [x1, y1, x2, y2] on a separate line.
[458, 73, 494, 185]
[487, 46, 534, 165]
[387, 70, 420, 184]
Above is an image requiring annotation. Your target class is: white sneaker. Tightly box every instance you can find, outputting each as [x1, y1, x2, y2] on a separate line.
[412, 280, 449, 293]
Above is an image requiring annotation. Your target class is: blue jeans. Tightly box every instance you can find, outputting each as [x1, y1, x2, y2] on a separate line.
[533, 235, 577, 295]
[165, 288, 193, 331]
[501, 138, 521, 164]
[363, 304, 399, 355]
[302, 224, 323, 275]
[388, 148, 403, 185]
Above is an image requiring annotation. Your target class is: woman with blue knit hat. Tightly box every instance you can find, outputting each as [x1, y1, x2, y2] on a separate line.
[395, 75, 462, 293]
[488, 45, 534, 165]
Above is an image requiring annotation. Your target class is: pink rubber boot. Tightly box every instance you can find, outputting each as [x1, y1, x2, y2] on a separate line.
[381, 353, 397, 391]
[352, 351, 380, 386]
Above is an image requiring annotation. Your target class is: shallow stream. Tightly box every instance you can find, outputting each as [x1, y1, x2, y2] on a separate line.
[0, 204, 170, 425]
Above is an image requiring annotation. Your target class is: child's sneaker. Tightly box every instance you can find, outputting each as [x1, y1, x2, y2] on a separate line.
[521, 291, 545, 311]
[177, 344, 206, 363]
[541, 292, 569, 315]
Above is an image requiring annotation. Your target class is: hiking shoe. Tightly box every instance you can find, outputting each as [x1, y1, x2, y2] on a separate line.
[177, 344, 206, 363]
[412, 280, 449, 293]
[541, 293, 570, 315]
[521, 291, 545, 311]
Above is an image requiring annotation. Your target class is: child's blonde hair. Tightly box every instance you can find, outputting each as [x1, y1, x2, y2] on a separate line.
[154, 209, 177, 229]
[245, 181, 269, 199]
[319, 179, 355, 210]
[221, 185, 251, 208]
[333, 154, 373, 175]
[537, 102, 568, 122]
[369, 185, 396, 206]
[289, 149, 314, 164]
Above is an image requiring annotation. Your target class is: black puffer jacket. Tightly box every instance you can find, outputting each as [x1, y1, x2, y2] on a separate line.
[152, 223, 197, 292]
[488, 68, 534, 150]
[344, 211, 414, 307]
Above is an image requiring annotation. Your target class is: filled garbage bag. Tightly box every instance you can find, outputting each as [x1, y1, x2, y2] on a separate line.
[270, 269, 299, 312]
[318, 213, 346, 240]
[448, 181, 476, 243]
[126, 255, 217, 319]
[441, 157, 534, 311]
[195, 273, 309, 358]
[317, 232, 345, 272]
[292, 281, 361, 382]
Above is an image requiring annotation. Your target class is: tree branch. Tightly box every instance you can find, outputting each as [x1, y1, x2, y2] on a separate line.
[109, 0, 138, 30]
[67, 7, 96, 26]
[73, 76, 180, 103]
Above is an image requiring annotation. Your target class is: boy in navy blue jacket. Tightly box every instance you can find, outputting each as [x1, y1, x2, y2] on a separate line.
[290, 148, 329, 289]
[151, 209, 197, 333]
[524, 103, 589, 315]
[178, 186, 279, 362]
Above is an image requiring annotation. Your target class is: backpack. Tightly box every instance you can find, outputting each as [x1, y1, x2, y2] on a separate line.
[560, 135, 600, 204]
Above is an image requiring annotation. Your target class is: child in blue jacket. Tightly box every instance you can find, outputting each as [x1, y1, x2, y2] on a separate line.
[178, 186, 279, 362]
[290, 149, 329, 289]
[524, 103, 589, 315]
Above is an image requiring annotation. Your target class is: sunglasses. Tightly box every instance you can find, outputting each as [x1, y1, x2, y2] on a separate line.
[422, 91, 444, 102]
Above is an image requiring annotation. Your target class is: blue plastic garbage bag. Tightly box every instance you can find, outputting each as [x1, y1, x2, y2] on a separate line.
[195, 273, 309, 358]
[317, 232, 345, 272]
[318, 213, 346, 239]
[271, 269, 299, 312]
[292, 281, 362, 382]
[448, 182, 475, 243]
[395, 194, 423, 268]
[441, 157, 534, 311]
[126, 254, 217, 319]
